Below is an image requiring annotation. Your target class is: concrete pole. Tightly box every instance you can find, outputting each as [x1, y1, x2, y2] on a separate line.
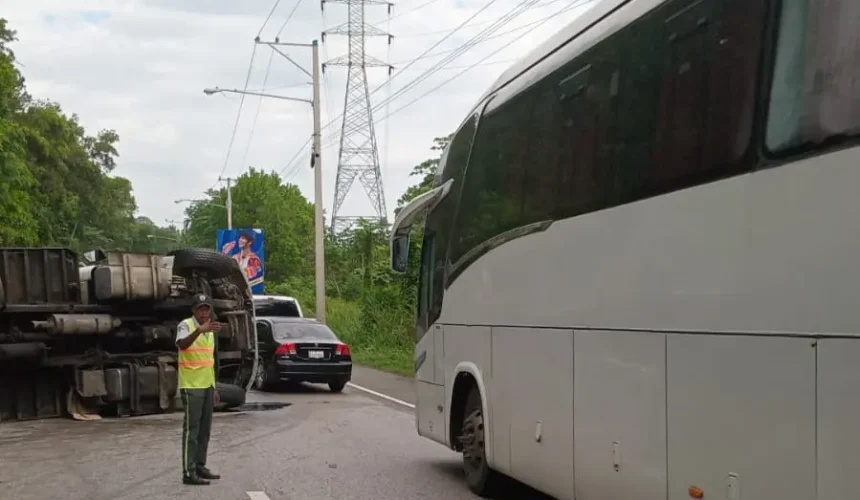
[311, 39, 326, 324]
[225, 177, 233, 230]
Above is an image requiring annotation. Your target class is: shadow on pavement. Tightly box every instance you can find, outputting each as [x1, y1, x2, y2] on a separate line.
[429, 461, 557, 500]
[263, 382, 335, 394]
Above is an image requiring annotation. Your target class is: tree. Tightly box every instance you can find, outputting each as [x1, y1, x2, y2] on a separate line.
[0, 18, 167, 253]
[182, 168, 315, 283]
[396, 134, 451, 210]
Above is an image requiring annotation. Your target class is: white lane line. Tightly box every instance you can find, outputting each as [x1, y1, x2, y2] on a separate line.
[346, 382, 416, 409]
[246, 492, 270, 500]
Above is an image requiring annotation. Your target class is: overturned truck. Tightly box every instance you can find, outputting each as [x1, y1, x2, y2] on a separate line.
[0, 247, 257, 423]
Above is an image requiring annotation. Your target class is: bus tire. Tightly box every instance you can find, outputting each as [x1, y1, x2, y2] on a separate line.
[460, 387, 503, 497]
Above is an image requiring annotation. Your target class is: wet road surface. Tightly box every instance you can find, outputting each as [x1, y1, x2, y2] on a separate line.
[0, 369, 553, 500]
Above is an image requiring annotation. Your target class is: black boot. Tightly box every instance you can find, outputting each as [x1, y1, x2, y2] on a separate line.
[183, 473, 210, 486]
[197, 466, 221, 480]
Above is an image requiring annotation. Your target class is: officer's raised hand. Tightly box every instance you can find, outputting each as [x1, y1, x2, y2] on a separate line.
[200, 320, 222, 333]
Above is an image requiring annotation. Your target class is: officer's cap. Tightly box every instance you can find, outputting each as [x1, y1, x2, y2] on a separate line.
[191, 294, 213, 311]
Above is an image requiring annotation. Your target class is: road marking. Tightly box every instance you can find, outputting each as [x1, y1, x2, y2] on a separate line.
[247, 492, 270, 500]
[346, 382, 416, 409]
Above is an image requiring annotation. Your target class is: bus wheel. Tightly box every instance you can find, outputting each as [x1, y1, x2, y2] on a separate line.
[460, 388, 503, 496]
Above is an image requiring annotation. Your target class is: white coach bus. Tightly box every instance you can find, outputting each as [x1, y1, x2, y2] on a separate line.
[390, 0, 860, 498]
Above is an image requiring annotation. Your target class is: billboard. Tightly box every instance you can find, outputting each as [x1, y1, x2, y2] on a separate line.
[216, 228, 265, 294]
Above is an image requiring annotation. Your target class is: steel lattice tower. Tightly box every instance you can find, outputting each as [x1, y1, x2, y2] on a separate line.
[322, 0, 393, 234]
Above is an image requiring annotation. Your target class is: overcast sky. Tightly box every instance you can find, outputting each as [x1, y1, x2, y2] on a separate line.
[4, 0, 595, 229]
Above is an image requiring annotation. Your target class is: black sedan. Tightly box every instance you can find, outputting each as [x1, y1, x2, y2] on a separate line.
[252, 317, 352, 392]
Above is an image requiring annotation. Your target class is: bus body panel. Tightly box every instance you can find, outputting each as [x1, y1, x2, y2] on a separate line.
[415, 326, 448, 447]
[574, 330, 667, 500]
[666, 334, 816, 500]
[443, 327, 494, 456]
[415, 324, 437, 384]
[817, 339, 860, 499]
[492, 327, 574, 499]
[415, 379, 447, 446]
[437, 146, 860, 336]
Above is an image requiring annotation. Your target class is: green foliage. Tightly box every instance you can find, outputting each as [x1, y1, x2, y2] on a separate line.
[0, 17, 452, 375]
[178, 133, 450, 375]
[395, 134, 451, 211]
[0, 18, 177, 253]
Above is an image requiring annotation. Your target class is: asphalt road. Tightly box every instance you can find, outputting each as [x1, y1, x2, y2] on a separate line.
[0, 367, 552, 500]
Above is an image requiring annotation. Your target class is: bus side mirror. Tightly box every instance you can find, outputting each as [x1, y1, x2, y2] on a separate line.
[391, 234, 410, 274]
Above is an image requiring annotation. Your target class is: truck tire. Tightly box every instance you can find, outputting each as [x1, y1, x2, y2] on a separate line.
[169, 248, 237, 279]
[215, 382, 246, 410]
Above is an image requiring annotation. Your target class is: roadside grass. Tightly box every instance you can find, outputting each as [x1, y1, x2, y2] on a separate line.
[270, 283, 415, 378]
[326, 297, 414, 378]
[350, 347, 413, 378]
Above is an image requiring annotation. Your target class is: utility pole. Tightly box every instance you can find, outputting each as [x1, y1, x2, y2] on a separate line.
[311, 40, 326, 324]
[222, 39, 325, 323]
[218, 176, 234, 229]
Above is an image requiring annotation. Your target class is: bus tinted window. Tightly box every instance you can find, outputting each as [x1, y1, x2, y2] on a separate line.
[447, 0, 766, 271]
[766, 0, 860, 153]
[418, 114, 478, 332]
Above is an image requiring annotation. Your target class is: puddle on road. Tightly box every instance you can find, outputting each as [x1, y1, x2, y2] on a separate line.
[229, 402, 292, 412]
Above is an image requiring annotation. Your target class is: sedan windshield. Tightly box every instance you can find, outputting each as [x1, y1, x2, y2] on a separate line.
[273, 323, 337, 342]
[767, 0, 860, 152]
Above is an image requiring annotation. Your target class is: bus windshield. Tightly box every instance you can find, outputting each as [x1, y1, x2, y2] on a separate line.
[766, 0, 860, 153]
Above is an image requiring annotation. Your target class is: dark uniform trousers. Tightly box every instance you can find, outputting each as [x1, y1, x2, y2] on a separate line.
[181, 387, 214, 477]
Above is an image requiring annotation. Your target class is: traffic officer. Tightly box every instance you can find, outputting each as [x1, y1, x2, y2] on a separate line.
[175, 293, 222, 485]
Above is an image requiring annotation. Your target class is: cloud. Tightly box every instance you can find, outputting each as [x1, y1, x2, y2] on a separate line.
[5, 0, 595, 230]
[80, 10, 111, 24]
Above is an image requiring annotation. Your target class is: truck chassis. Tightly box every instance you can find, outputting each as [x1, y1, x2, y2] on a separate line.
[0, 247, 257, 422]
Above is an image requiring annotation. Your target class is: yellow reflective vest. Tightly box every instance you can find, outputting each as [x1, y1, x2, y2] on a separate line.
[177, 317, 216, 389]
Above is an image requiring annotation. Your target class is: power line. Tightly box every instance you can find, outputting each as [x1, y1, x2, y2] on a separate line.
[319, 0, 592, 154]
[389, 8, 567, 65]
[385, 0, 444, 22]
[238, 49, 276, 172]
[210, 43, 258, 189]
[370, 0, 504, 99]
[399, 59, 515, 70]
[395, 0, 568, 37]
[276, 0, 305, 37]
[258, 0, 284, 37]
[229, 0, 306, 184]
[327, 0, 538, 148]
[280, 5, 334, 182]
[369, 0, 541, 116]
[377, 0, 597, 123]
[277, 0, 571, 177]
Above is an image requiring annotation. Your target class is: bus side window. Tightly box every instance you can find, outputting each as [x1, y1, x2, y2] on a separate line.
[651, 0, 765, 190]
[416, 231, 435, 340]
[422, 114, 479, 329]
[449, 96, 539, 268]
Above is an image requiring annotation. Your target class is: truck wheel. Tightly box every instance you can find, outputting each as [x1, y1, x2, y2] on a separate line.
[461, 387, 504, 497]
[214, 382, 246, 411]
[169, 248, 237, 279]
